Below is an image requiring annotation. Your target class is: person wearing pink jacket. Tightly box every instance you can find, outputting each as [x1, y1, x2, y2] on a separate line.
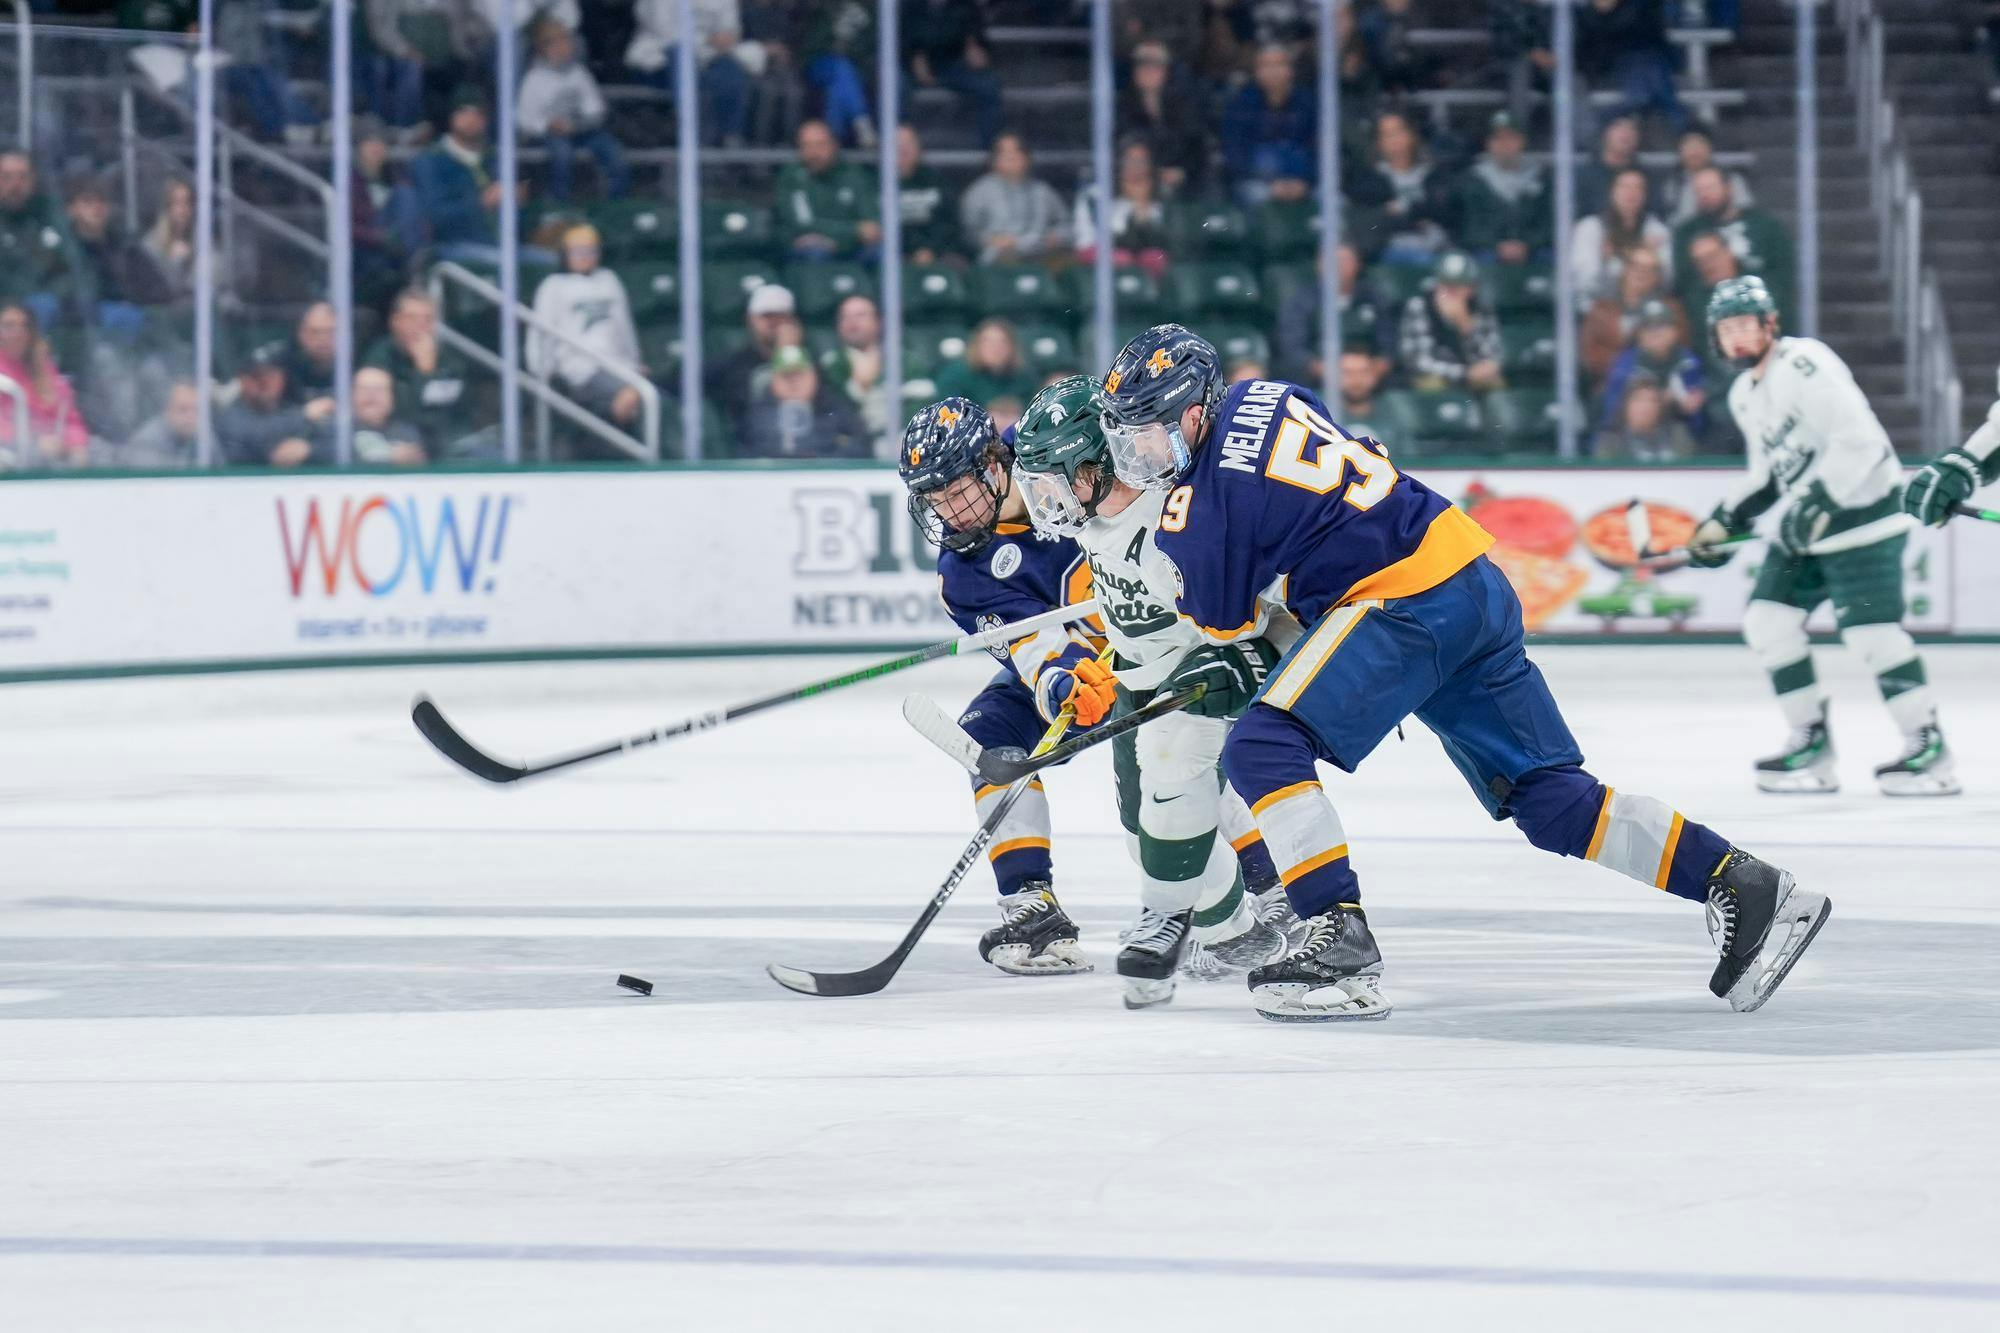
[0, 303, 87, 466]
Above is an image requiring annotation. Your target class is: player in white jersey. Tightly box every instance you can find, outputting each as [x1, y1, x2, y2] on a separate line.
[1689, 276, 1957, 795]
[1012, 375, 1294, 1008]
[1904, 367, 2000, 527]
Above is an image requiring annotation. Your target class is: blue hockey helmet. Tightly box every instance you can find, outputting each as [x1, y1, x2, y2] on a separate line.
[898, 396, 1010, 555]
[1094, 323, 1221, 489]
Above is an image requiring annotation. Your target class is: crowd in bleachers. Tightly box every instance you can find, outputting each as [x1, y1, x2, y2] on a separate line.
[1, 0, 1809, 471]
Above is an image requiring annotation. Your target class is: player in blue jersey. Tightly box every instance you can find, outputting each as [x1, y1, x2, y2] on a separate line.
[1093, 325, 1833, 1021]
[899, 397, 1109, 976]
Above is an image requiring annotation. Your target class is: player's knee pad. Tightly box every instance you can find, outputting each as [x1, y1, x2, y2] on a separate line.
[1136, 709, 1228, 787]
[1221, 703, 1320, 807]
[1741, 599, 1811, 671]
[1505, 764, 1606, 859]
[1840, 621, 1918, 677]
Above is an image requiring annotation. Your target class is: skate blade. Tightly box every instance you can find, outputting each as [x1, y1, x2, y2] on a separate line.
[1251, 978, 1392, 1023]
[1727, 882, 1832, 1013]
[987, 941, 1093, 976]
[1756, 769, 1839, 794]
[1877, 770, 1962, 798]
[1121, 976, 1176, 1009]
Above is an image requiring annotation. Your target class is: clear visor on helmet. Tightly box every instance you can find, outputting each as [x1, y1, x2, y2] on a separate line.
[1101, 415, 1188, 491]
[1012, 463, 1089, 538]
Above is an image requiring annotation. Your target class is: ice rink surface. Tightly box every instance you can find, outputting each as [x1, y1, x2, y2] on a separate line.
[5, 644, 1999, 1331]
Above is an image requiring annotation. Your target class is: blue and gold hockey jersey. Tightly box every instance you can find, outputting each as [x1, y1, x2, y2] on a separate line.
[1154, 378, 1493, 639]
[937, 523, 1100, 689]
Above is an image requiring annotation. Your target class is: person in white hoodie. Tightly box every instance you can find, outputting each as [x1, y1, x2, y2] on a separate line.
[530, 223, 646, 430]
[518, 19, 629, 200]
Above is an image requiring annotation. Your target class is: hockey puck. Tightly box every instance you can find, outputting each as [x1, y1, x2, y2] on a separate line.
[615, 974, 653, 996]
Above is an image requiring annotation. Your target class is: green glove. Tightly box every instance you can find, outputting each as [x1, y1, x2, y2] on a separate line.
[1902, 450, 1981, 528]
[1686, 507, 1745, 569]
[1777, 482, 1838, 556]
[1163, 640, 1282, 719]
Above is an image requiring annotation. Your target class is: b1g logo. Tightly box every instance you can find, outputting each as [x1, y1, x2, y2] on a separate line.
[278, 493, 517, 598]
[791, 487, 938, 576]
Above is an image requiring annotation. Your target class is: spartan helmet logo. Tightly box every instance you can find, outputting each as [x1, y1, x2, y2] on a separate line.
[937, 405, 962, 428]
[1146, 348, 1173, 376]
[1045, 403, 1066, 426]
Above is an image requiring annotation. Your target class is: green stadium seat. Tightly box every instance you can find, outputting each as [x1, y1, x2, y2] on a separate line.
[1338, 393, 1424, 457]
[620, 262, 681, 326]
[902, 263, 969, 319]
[701, 261, 784, 319]
[789, 263, 876, 319]
[1486, 388, 1562, 447]
[1167, 201, 1250, 257]
[1380, 389, 1485, 447]
[1260, 262, 1309, 319]
[590, 198, 677, 261]
[903, 324, 969, 380]
[1252, 200, 1321, 263]
[1487, 262, 1556, 315]
[1073, 264, 1167, 324]
[1166, 261, 1264, 319]
[1368, 263, 1430, 310]
[972, 264, 1074, 317]
[1206, 323, 1272, 369]
[1015, 323, 1079, 376]
[1500, 320, 1558, 383]
[701, 201, 774, 258]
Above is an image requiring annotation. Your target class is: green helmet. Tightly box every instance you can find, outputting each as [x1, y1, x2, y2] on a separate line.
[1011, 374, 1113, 537]
[1705, 274, 1778, 363]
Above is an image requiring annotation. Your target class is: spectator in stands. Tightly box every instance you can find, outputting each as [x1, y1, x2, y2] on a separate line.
[1221, 44, 1316, 209]
[350, 366, 429, 466]
[1359, 0, 1437, 96]
[0, 303, 87, 466]
[1398, 250, 1505, 394]
[707, 282, 800, 431]
[65, 179, 175, 337]
[530, 223, 646, 431]
[1488, 0, 1553, 127]
[409, 91, 520, 264]
[519, 19, 629, 201]
[934, 318, 1037, 406]
[1673, 165, 1795, 319]
[364, 0, 490, 138]
[364, 289, 474, 456]
[960, 133, 1068, 265]
[625, 0, 755, 147]
[1075, 141, 1171, 278]
[1593, 371, 1698, 461]
[1275, 241, 1393, 385]
[801, 2, 878, 148]
[0, 151, 79, 331]
[988, 394, 1026, 436]
[141, 178, 196, 299]
[818, 293, 888, 451]
[896, 125, 961, 264]
[1226, 357, 1269, 385]
[776, 120, 881, 261]
[209, 5, 321, 146]
[1576, 115, 1648, 216]
[279, 302, 339, 407]
[353, 122, 420, 301]
[741, 343, 870, 459]
[1577, 0, 1686, 135]
[1569, 167, 1673, 312]
[114, 379, 202, 469]
[1599, 296, 1706, 438]
[1580, 244, 1682, 382]
[902, 0, 1003, 149]
[1679, 226, 1743, 325]
[1111, 0, 1207, 69]
[1117, 40, 1211, 198]
[216, 342, 321, 468]
[1660, 128, 1753, 226]
[1451, 112, 1552, 268]
[1337, 347, 1391, 438]
[1355, 110, 1448, 266]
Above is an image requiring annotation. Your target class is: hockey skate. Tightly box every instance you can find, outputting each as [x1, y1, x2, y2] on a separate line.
[1252, 883, 1310, 949]
[1874, 724, 1961, 797]
[1117, 907, 1192, 1008]
[1754, 719, 1838, 793]
[979, 884, 1091, 976]
[1705, 849, 1831, 1012]
[1247, 903, 1391, 1022]
[1181, 915, 1289, 982]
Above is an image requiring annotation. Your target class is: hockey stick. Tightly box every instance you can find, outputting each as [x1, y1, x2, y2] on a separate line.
[1634, 533, 1759, 573]
[901, 683, 1205, 786]
[1952, 502, 2000, 524]
[763, 653, 1114, 998]
[411, 599, 1100, 784]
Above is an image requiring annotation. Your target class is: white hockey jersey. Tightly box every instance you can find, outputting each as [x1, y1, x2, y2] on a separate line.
[1074, 488, 1209, 691]
[1724, 336, 1909, 551]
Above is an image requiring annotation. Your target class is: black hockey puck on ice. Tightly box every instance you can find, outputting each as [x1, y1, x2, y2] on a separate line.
[616, 974, 654, 996]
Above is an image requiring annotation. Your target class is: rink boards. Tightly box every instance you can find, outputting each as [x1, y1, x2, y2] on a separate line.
[3, 463, 1998, 679]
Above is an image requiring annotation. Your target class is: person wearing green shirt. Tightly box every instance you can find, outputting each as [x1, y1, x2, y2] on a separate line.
[932, 318, 1038, 407]
[775, 120, 881, 261]
[362, 288, 476, 457]
[896, 125, 962, 263]
[0, 151, 82, 326]
[1450, 112, 1552, 264]
[1674, 165, 1794, 324]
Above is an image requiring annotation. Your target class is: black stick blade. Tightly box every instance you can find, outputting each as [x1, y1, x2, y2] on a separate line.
[766, 960, 896, 998]
[411, 695, 529, 784]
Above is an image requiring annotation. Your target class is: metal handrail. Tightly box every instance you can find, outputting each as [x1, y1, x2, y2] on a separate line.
[0, 370, 30, 466]
[429, 262, 660, 462]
